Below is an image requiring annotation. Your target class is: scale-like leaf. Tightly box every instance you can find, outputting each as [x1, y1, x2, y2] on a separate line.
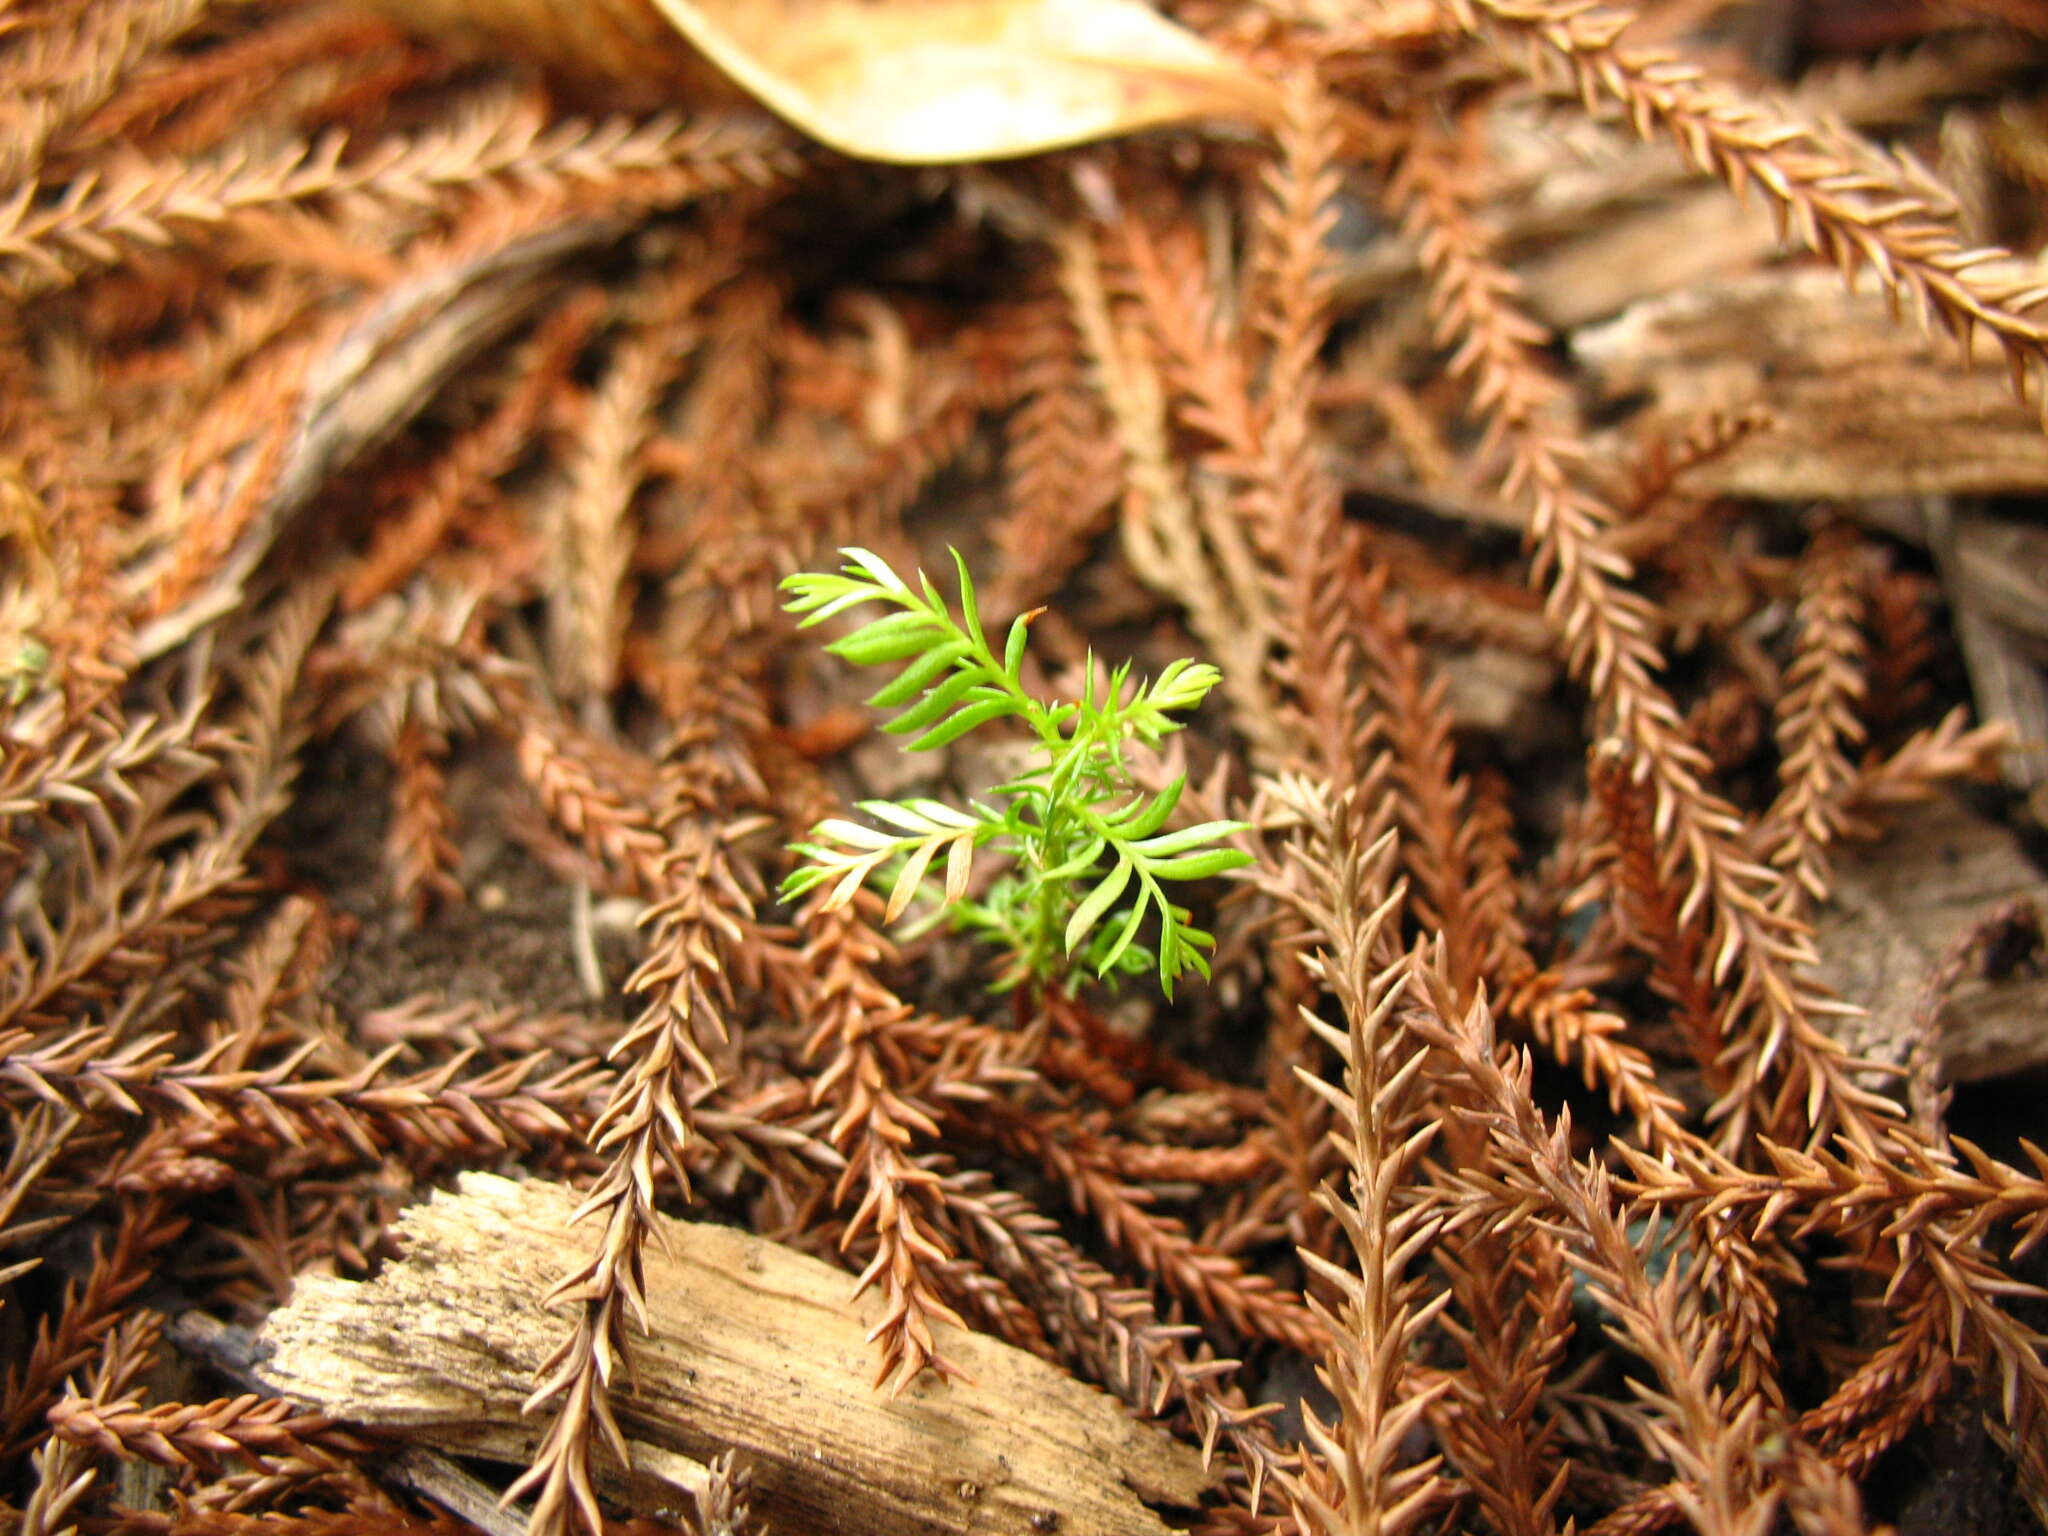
[909, 696, 1015, 751]
[884, 671, 992, 736]
[827, 610, 945, 665]
[1064, 855, 1133, 956]
[1129, 820, 1248, 858]
[869, 641, 968, 707]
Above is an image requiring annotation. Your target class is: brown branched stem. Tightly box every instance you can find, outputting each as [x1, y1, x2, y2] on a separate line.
[0, 107, 806, 300]
[23, 1311, 161, 1536]
[937, 1171, 1297, 1513]
[795, 899, 968, 1393]
[1108, 80, 1409, 1290]
[989, 288, 1123, 620]
[1619, 1131, 2048, 1485]
[343, 290, 602, 613]
[47, 1394, 372, 1481]
[1761, 517, 1868, 918]
[2, 1199, 184, 1465]
[1380, 109, 1900, 1160]
[1588, 743, 1725, 1090]
[1406, 961, 1779, 1536]
[1, 593, 321, 1037]
[970, 1096, 1328, 1355]
[1451, 0, 2048, 417]
[1259, 782, 1451, 1536]
[383, 711, 463, 923]
[0, 1026, 610, 1164]
[511, 711, 764, 1536]
[1346, 565, 1491, 1007]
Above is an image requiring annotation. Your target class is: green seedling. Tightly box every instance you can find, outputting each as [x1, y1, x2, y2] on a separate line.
[781, 547, 1248, 997]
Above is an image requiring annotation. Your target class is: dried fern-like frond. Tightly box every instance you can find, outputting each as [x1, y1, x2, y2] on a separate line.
[792, 895, 968, 1394]
[1, 103, 802, 299]
[513, 709, 766, 1536]
[47, 1392, 371, 1482]
[1760, 517, 1868, 913]
[938, 1170, 1295, 1509]
[21, 1309, 162, 1536]
[547, 245, 734, 705]
[0, 0, 214, 185]
[1261, 781, 1449, 1536]
[989, 289, 1123, 618]
[1454, 0, 2048, 416]
[1379, 110, 1903, 1159]
[1408, 959, 1781, 1536]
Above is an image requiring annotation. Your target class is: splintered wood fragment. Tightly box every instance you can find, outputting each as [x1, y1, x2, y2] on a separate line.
[1574, 267, 2048, 499]
[255, 1174, 1212, 1536]
[1816, 797, 2048, 1084]
[1931, 506, 2048, 824]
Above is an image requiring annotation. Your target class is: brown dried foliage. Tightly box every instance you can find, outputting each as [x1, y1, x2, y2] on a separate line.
[4, 5, 2047, 1536]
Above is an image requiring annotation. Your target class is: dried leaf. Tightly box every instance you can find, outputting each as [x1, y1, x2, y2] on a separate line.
[642, 0, 1281, 161]
[369, 0, 1278, 159]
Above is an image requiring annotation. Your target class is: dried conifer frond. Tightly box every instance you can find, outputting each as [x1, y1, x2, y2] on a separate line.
[0, 0, 215, 185]
[979, 1095, 1327, 1352]
[360, 697, 462, 922]
[938, 1171, 1295, 1508]
[546, 243, 737, 705]
[989, 290, 1124, 617]
[1, 1196, 186, 1464]
[1, 593, 320, 1039]
[791, 896, 969, 1394]
[1, 104, 804, 299]
[514, 701, 772, 1536]
[1453, 0, 2048, 419]
[1059, 221, 1288, 765]
[343, 289, 603, 613]
[1760, 516, 1869, 913]
[1379, 109, 1906, 1160]
[0, 1024, 611, 1164]
[106, 1508, 472, 1536]
[1259, 783, 1449, 1536]
[1118, 126, 1383, 789]
[47, 1393, 371, 1482]
[1406, 960, 1781, 1536]
[22, 1310, 162, 1536]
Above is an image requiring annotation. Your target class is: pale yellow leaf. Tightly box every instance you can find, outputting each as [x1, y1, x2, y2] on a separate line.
[641, 0, 1282, 163]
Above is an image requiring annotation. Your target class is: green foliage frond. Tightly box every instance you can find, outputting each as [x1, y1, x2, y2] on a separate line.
[783, 547, 1046, 751]
[780, 548, 1247, 995]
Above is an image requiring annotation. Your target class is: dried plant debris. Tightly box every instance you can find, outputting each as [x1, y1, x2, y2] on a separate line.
[3, 4, 2048, 1536]
[257, 1174, 1214, 1536]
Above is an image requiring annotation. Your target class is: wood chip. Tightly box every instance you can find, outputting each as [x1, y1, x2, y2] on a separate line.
[1573, 267, 2048, 500]
[1817, 796, 2048, 1083]
[256, 1173, 1214, 1536]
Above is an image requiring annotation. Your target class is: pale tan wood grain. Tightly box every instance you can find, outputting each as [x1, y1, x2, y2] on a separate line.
[1818, 797, 2048, 1084]
[257, 1173, 1213, 1536]
[1573, 268, 2048, 500]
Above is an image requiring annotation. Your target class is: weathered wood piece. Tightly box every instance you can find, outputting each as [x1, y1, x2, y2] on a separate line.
[256, 1173, 1213, 1536]
[1817, 797, 2048, 1084]
[1931, 505, 2048, 825]
[1573, 268, 2048, 499]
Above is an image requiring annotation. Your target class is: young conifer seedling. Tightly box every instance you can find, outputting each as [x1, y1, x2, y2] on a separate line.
[781, 548, 1249, 997]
